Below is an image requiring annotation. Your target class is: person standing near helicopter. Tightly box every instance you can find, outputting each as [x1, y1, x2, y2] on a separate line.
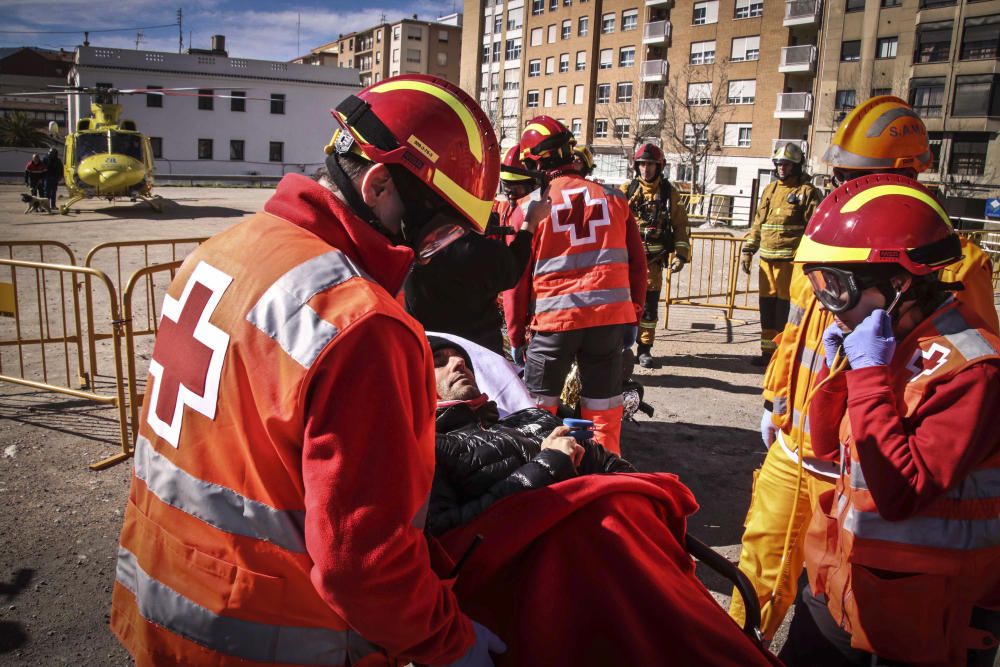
[24, 153, 46, 199]
[43, 148, 62, 210]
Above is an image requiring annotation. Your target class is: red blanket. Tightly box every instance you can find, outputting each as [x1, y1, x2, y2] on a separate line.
[438, 473, 782, 667]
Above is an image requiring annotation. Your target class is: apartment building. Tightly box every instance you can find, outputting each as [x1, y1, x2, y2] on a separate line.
[809, 0, 1000, 205]
[325, 15, 464, 87]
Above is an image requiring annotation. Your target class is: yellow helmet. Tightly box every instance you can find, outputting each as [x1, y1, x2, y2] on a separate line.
[822, 96, 932, 173]
[573, 145, 595, 171]
[772, 142, 804, 164]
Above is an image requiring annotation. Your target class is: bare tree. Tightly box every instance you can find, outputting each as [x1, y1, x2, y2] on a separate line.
[598, 81, 666, 165]
[660, 59, 733, 194]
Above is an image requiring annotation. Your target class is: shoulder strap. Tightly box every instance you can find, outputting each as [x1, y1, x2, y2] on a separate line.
[626, 178, 640, 199]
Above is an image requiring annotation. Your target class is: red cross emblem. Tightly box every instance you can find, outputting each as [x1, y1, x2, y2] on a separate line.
[906, 342, 950, 383]
[145, 261, 232, 447]
[551, 187, 610, 246]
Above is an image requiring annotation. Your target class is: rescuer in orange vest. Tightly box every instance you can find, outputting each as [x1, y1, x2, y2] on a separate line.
[728, 96, 999, 641]
[503, 116, 647, 454]
[777, 174, 1000, 667]
[110, 75, 508, 667]
[491, 144, 539, 234]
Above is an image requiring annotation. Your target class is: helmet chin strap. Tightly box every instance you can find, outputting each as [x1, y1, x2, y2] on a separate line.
[324, 153, 401, 243]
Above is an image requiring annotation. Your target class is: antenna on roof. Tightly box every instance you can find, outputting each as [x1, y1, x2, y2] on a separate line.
[177, 8, 183, 54]
[297, 13, 301, 56]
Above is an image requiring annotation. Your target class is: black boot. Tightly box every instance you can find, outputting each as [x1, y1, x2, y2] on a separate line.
[637, 344, 658, 369]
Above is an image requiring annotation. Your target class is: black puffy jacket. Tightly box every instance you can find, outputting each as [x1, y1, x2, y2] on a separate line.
[426, 403, 636, 536]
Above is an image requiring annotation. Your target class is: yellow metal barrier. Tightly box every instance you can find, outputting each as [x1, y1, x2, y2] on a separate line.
[0, 258, 131, 470]
[662, 232, 759, 328]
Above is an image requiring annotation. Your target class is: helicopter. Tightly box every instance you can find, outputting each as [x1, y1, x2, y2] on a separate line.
[14, 85, 248, 214]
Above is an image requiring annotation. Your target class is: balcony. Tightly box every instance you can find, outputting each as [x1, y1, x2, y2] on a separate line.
[775, 92, 813, 119]
[642, 20, 671, 45]
[784, 0, 822, 26]
[779, 45, 817, 73]
[641, 59, 669, 82]
[638, 98, 665, 120]
[771, 139, 808, 156]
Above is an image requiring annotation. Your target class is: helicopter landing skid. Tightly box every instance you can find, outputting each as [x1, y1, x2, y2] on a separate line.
[59, 194, 86, 215]
[139, 194, 165, 213]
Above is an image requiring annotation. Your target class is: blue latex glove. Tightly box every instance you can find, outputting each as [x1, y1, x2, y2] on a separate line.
[623, 325, 638, 349]
[821, 323, 845, 369]
[760, 409, 776, 449]
[843, 309, 896, 369]
[512, 345, 526, 368]
[441, 620, 507, 667]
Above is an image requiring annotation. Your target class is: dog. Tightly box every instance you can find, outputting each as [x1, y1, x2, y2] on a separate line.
[21, 193, 52, 214]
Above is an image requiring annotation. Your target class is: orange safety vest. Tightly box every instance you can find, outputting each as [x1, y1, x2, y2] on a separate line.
[529, 174, 635, 332]
[111, 212, 426, 666]
[804, 300, 1000, 665]
[765, 238, 999, 473]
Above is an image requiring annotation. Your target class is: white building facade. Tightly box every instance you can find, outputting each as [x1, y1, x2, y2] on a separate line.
[69, 46, 360, 179]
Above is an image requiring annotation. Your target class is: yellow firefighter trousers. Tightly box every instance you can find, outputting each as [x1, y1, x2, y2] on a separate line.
[728, 443, 835, 639]
[758, 259, 794, 355]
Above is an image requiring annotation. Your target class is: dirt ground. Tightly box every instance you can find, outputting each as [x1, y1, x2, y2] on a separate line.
[0, 183, 807, 663]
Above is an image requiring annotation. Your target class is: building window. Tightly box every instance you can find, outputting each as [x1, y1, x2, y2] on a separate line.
[599, 48, 613, 69]
[528, 27, 542, 46]
[546, 56, 555, 74]
[952, 74, 1000, 117]
[595, 119, 609, 138]
[677, 163, 696, 182]
[909, 77, 945, 117]
[622, 9, 639, 31]
[198, 89, 214, 110]
[578, 16, 589, 35]
[548, 24, 557, 42]
[557, 86, 568, 104]
[960, 15, 1000, 61]
[876, 36, 898, 58]
[846, 0, 865, 11]
[724, 123, 753, 147]
[527, 90, 540, 107]
[562, 19, 572, 39]
[529, 59, 541, 76]
[872, 87, 892, 97]
[571, 118, 582, 135]
[270, 93, 286, 115]
[919, 0, 955, 8]
[198, 138, 213, 159]
[716, 166, 738, 185]
[149, 137, 163, 159]
[602, 13, 615, 33]
[437, 52, 448, 66]
[619, 46, 636, 67]
[728, 79, 756, 104]
[532, 0, 544, 14]
[494, 14, 503, 33]
[687, 82, 712, 105]
[146, 85, 163, 108]
[550, 0, 558, 10]
[407, 26, 423, 41]
[614, 118, 630, 139]
[684, 123, 708, 147]
[559, 53, 570, 72]
[949, 133, 990, 176]
[597, 83, 611, 103]
[269, 141, 284, 162]
[840, 40, 861, 61]
[506, 38, 522, 59]
[927, 132, 943, 168]
[693, 0, 719, 25]
[731, 35, 760, 61]
[576, 50, 587, 70]
[544, 89, 553, 106]
[508, 10, 523, 30]
[230, 139, 245, 161]
[881, 0, 901, 6]
[616, 82, 634, 102]
[690, 40, 716, 64]
[835, 89, 857, 110]
[395, 48, 402, 63]
[734, 0, 763, 18]
[914, 21, 952, 63]
[439, 29, 450, 41]
[393, 26, 401, 40]
[574, 84, 585, 104]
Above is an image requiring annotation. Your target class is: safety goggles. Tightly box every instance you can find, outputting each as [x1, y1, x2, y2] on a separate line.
[803, 266, 872, 313]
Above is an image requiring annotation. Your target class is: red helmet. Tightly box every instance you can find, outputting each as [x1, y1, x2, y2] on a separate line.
[326, 74, 500, 232]
[633, 143, 665, 166]
[794, 174, 960, 276]
[500, 144, 534, 183]
[519, 116, 575, 166]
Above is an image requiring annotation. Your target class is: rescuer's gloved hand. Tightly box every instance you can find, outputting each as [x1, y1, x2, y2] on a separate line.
[821, 323, 845, 369]
[440, 620, 507, 667]
[740, 252, 753, 275]
[843, 309, 896, 369]
[669, 256, 686, 273]
[760, 409, 776, 449]
[623, 325, 638, 349]
[512, 345, 527, 368]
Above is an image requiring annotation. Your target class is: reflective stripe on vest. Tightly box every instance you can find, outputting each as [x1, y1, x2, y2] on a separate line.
[580, 395, 624, 410]
[788, 304, 805, 327]
[247, 250, 366, 369]
[134, 436, 307, 553]
[798, 345, 820, 375]
[116, 545, 375, 665]
[934, 309, 997, 361]
[773, 395, 788, 416]
[534, 248, 629, 276]
[944, 467, 1000, 500]
[843, 507, 1000, 551]
[533, 288, 632, 314]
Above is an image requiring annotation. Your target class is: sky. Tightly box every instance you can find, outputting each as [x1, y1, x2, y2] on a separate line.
[0, 0, 459, 61]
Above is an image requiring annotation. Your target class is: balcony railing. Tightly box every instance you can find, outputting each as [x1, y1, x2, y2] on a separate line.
[784, 0, 822, 25]
[779, 45, 817, 72]
[775, 92, 813, 118]
[771, 139, 808, 156]
[641, 59, 669, 82]
[642, 20, 671, 44]
[638, 98, 665, 120]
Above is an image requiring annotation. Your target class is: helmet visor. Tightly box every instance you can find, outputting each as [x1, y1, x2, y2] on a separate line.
[804, 266, 861, 313]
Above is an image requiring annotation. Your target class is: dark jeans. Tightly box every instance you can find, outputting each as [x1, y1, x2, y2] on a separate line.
[44, 180, 58, 208]
[524, 325, 624, 400]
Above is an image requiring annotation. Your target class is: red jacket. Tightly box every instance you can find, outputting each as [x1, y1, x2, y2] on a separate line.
[111, 174, 472, 666]
[503, 172, 647, 347]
